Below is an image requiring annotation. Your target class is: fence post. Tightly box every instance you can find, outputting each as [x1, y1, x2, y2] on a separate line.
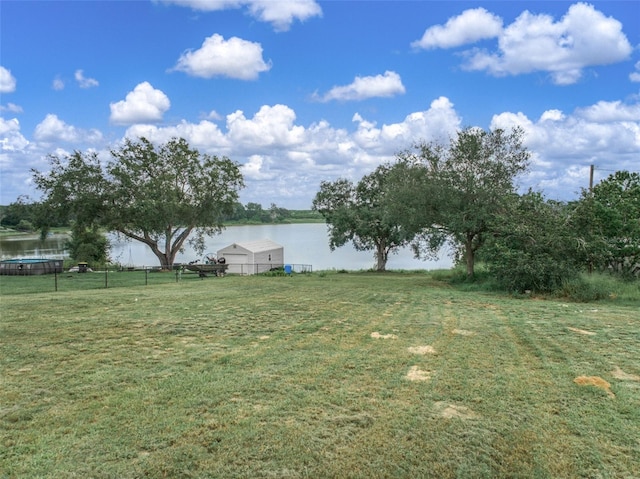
[54, 270, 58, 292]
[145, 268, 148, 286]
[105, 267, 108, 289]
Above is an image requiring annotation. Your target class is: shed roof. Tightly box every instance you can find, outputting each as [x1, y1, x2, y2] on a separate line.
[223, 239, 283, 253]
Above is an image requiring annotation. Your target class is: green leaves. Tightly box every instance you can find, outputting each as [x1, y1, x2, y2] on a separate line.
[390, 127, 531, 277]
[572, 170, 640, 276]
[312, 165, 414, 271]
[483, 191, 581, 293]
[32, 137, 244, 268]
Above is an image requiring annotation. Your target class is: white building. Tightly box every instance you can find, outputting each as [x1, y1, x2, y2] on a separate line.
[217, 239, 284, 275]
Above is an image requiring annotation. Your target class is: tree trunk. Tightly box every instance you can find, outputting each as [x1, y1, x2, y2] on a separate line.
[151, 250, 174, 270]
[147, 238, 174, 270]
[120, 227, 193, 269]
[375, 242, 388, 272]
[465, 235, 475, 278]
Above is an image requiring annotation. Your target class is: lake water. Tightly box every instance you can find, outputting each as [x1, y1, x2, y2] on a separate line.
[1, 224, 453, 271]
[0, 233, 69, 260]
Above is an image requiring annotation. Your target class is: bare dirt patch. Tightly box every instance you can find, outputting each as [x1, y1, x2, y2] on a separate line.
[567, 327, 596, 336]
[452, 329, 475, 336]
[574, 376, 615, 398]
[405, 366, 431, 381]
[408, 345, 436, 355]
[433, 401, 478, 420]
[611, 366, 640, 381]
[371, 332, 397, 340]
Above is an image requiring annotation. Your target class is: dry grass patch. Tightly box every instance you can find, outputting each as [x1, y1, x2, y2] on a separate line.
[452, 328, 475, 336]
[370, 331, 397, 339]
[574, 376, 615, 398]
[433, 401, 479, 420]
[568, 327, 596, 336]
[405, 365, 432, 381]
[611, 366, 640, 381]
[408, 345, 436, 355]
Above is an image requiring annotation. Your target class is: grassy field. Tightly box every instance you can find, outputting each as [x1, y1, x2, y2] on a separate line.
[1, 272, 639, 478]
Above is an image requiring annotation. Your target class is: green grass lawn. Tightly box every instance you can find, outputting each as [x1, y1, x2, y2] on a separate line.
[1, 272, 639, 478]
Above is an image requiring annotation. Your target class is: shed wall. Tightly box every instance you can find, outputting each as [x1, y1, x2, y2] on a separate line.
[217, 240, 284, 275]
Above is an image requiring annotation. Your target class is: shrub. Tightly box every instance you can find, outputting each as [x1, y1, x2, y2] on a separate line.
[560, 275, 614, 302]
[16, 220, 34, 232]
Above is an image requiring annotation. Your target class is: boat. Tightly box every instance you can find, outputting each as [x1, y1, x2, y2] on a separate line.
[184, 253, 228, 277]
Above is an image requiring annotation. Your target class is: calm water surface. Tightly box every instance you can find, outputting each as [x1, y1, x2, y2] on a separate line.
[1, 224, 453, 271]
[0, 233, 69, 260]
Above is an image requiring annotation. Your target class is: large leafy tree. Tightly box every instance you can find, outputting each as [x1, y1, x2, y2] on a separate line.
[312, 164, 414, 271]
[483, 191, 582, 292]
[572, 170, 640, 277]
[390, 127, 530, 277]
[33, 137, 244, 268]
[32, 149, 112, 262]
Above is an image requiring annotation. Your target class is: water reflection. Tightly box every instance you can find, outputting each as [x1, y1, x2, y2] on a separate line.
[0, 233, 69, 260]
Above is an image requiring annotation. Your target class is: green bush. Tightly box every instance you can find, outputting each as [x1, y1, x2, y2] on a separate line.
[488, 248, 580, 293]
[66, 225, 109, 264]
[16, 219, 34, 232]
[559, 272, 640, 303]
[259, 267, 286, 277]
[560, 276, 610, 302]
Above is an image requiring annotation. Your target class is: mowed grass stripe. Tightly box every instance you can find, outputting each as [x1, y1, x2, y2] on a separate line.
[2, 272, 638, 478]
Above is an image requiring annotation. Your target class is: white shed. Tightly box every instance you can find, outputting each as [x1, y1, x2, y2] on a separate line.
[217, 239, 284, 275]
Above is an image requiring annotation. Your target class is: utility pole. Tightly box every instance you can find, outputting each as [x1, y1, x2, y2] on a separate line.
[588, 164, 594, 274]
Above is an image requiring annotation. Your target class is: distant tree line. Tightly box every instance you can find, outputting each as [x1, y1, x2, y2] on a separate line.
[0, 196, 48, 232]
[0, 199, 319, 231]
[223, 202, 322, 224]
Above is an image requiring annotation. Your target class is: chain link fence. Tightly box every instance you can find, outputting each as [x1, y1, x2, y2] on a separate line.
[0, 263, 313, 295]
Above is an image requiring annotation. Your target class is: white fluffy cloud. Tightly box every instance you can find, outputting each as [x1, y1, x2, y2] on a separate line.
[317, 71, 406, 102]
[630, 61, 640, 83]
[0, 118, 29, 153]
[52, 76, 65, 91]
[110, 82, 171, 125]
[124, 119, 229, 151]
[173, 34, 271, 80]
[119, 98, 462, 206]
[414, 3, 632, 85]
[466, 3, 632, 84]
[246, 0, 322, 31]
[412, 8, 502, 49]
[34, 114, 102, 143]
[0, 66, 17, 93]
[75, 69, 99, 88]
[2, 94, 638, 207]
[241, 155, 276, 180]
[351, 97, 460, 154]
[0, 103, 23, 114]
[575, 100, 640, 122]
[491, 99, 640, 195]
[34, 114, 82, 142]
[226, 104, 305, 150]
[157, 0, 322, 31]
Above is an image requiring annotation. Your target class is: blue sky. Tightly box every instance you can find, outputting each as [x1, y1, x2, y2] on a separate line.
[1, 0, 639, 209]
